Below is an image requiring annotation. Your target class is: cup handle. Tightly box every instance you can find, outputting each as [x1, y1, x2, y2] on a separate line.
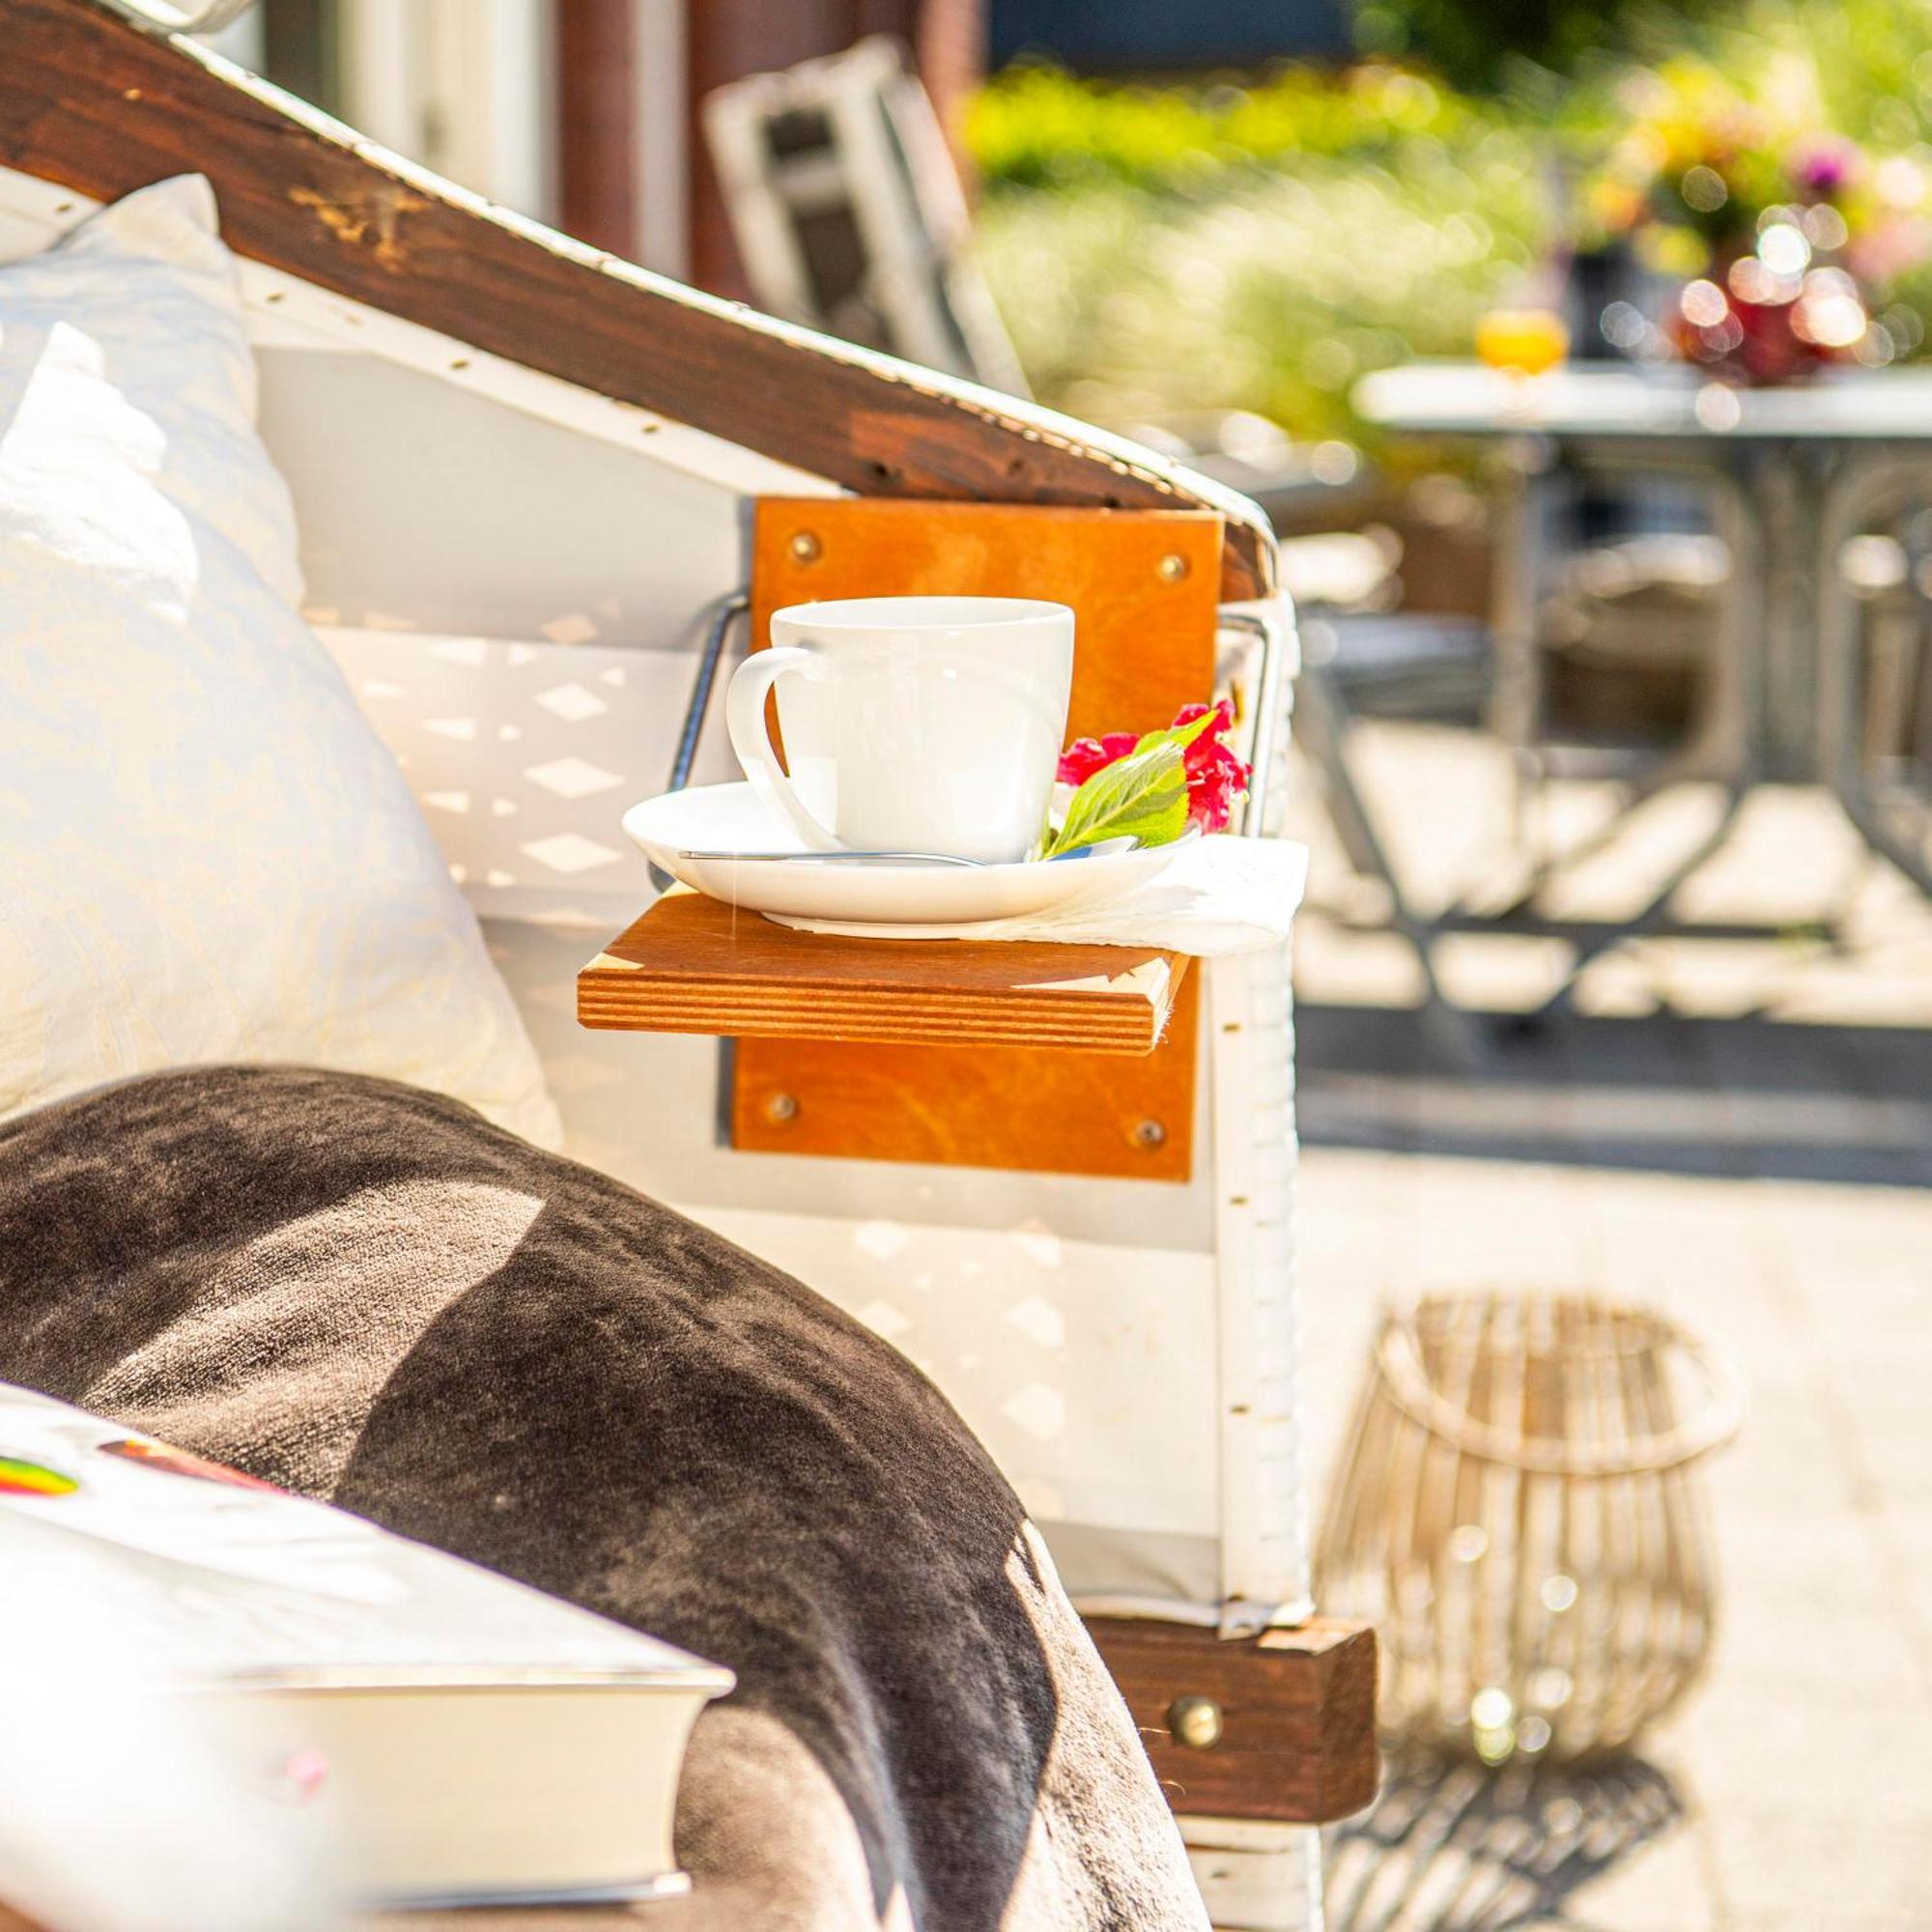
[724, 644, 841, 851]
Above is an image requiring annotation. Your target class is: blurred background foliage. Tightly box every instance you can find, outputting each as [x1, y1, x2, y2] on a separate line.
[965, 0, 1932, 447]
[967, 67, 1549, 445]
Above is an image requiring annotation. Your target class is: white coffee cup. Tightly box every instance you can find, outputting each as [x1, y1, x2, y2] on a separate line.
[724, 595, 1075, 865]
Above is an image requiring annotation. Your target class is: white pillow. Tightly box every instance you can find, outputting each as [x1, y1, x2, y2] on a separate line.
[0, 176, 562, 1148]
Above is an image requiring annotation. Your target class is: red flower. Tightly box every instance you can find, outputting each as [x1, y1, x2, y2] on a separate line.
[1056, 731, 1141, 785]
[1055, 699, 1252, 835]
[1172, 699, 1251, 833]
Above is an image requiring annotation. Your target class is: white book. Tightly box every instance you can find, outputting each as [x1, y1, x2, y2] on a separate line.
[0, 1383, 732, 1910]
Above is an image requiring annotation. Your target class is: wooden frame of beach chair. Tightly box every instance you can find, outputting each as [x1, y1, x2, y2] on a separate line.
[0, 6, 1375, 1921]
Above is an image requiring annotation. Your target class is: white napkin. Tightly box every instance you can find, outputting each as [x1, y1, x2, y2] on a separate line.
[777, 837, 1310, 956]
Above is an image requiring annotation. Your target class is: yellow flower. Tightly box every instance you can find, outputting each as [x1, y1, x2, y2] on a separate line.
[1636, 226, 1710, 277]
[1587, 181, 1647, 234]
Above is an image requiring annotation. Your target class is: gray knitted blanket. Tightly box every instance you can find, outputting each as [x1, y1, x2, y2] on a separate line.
[0, 1065, 1206, 1931]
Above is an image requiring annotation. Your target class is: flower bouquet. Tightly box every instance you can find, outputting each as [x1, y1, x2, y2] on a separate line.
[1038, 699, 1251, 860]
[1581, 62, 1929, 384]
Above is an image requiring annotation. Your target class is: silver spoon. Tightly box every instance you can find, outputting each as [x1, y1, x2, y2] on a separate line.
[676, 837, 1135, 867]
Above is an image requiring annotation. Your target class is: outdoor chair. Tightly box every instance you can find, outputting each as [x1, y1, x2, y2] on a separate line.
[701, 37, 1362, 529]
[700, 34, 1031, 394]
[1537, 530, 1729, 750]
[1848, 523, 1932, 783]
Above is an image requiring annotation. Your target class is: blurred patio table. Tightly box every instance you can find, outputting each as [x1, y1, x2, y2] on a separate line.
[1355, 358, 1932, 908]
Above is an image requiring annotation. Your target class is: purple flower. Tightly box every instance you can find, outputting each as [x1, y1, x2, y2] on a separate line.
[1794, 139, 1857, 198]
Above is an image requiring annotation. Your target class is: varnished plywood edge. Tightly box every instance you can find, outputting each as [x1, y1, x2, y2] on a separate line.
[583, 1020, 1159, 1051]
[582, 948, 1178, 1002]
[578, 912, 1188, 1055]
[575, 992, 1171, 1054]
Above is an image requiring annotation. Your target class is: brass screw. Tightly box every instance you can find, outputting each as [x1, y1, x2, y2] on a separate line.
[1156, 552, 1190, 583]
[763, 1093, 799, 1123]
[1168, 1695, 1224, 1749]
[1134, 1119, 1168, 1150]
[788, 530, 823, 564]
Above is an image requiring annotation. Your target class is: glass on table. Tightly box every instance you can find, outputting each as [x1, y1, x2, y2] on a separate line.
[1475, 307, 1571, 421]
[1475, 307, 1572, 375]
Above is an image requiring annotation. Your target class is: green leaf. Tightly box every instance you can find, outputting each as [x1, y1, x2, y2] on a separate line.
[1042, 706, 1219, 859]
[1132, 707, 1222, 761]
[1045, 740, 1189, 856]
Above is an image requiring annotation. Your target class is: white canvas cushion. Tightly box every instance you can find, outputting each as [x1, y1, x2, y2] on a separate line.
[0, 175, 561, 1147]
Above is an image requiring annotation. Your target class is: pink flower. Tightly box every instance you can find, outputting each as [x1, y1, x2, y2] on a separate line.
[1056, 731, 1141, 785]
[1172, 699, 1252, 833]
[1056, 699, 1252, 835]
[1793, 139, 1857, 199]
[1189, 739, 1252, 833]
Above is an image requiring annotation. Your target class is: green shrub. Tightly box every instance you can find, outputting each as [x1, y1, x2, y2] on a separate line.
[1354, 0, 1728, 91]
[965, 62, 1499, 190]
[968, 67, 1552, 447]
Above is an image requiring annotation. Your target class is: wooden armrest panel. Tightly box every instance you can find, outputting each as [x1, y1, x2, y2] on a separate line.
[1085, 1614, 1380, 1826]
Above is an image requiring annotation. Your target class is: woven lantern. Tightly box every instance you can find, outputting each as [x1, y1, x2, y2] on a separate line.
[1317, 1292, 1744, 1763]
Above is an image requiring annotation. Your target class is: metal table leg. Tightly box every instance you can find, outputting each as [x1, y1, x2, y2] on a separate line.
[1453, 445, 1770, 1011]
[1814, 450, 1932, 901]
[1293, 627, 1483, 1063]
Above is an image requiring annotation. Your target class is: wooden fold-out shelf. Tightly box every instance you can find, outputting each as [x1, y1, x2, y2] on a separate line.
[577, 892, 1188, 1056]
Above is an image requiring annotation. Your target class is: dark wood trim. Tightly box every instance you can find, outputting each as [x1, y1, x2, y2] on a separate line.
[555, 0, 638, 258]
[0, 0, 1273, 599]
[1085, 1614, 1380, 1825]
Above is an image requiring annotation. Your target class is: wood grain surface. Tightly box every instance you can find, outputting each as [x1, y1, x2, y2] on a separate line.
[0, 0, 1273, 600]
[579, 891, 1188, 1057]
[748, 498, 1229, 740]
[730, 977, 1199, 1179]
[1084, 1615, 1380, 1826]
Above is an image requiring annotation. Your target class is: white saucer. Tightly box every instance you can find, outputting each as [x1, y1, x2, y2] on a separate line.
[621, 783, 1181, 927]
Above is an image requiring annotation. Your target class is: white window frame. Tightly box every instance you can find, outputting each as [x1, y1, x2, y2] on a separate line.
[337, 0, 558, 224]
